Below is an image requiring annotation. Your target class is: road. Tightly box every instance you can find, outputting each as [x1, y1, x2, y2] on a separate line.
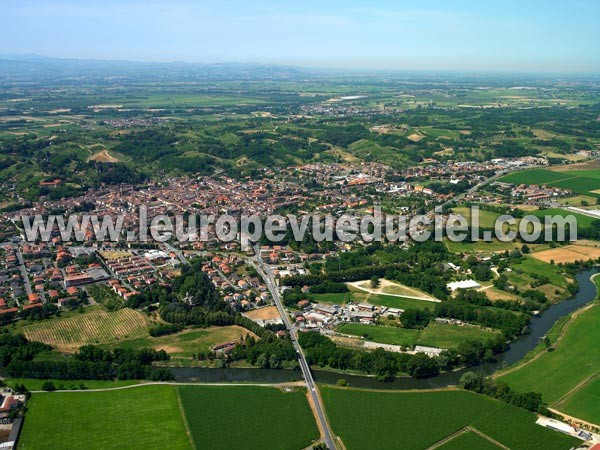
[163, 242, 190, 266]
[252, 244, 336, 450]
[15, 246, 32, 300]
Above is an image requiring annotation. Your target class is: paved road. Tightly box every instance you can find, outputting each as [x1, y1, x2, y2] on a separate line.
[15, 246, 32, 299]
[252, 244, 336, 450]
[163, 242, 190, 266]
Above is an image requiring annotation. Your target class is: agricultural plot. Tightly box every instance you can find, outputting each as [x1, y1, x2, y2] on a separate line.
[23, 308, 148, 351]
[321, 387, 578, 450]
[337, 321, 499, 349]
[18, 385, 192, 450]
[531, 244, 600, 264]
[435, 430, 501, 450]
[498, 304, 600, 406]
[499, 168, 600, 197]
[178, 385, 319, 450]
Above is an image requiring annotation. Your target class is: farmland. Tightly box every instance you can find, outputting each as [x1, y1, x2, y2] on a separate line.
[18, 385, 192, 450]
[499, 167, 600, 198]
[178, 385, 319, 450]
[321, 387, 578, 450]
[531, 243, 600, 264]
[336, 322, 499, 349]
[436, 430, 501, 450]
[18, 384, 320, 450]
[498, 304, 600, 407]
[22, 308, 148, 351]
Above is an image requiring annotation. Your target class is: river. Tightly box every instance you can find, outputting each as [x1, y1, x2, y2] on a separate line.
[171, 268, 599, 390]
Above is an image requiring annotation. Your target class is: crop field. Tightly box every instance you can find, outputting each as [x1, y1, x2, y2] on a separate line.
[336, 322, 499, 349]
[527, 207, 596, 229]
[18, 385, 192, 450]
[23, 308, 148, 351]
[436, 430, 501, 450]
[531, 244, 600, 264]
[498, 304, 600, 406]
[321, 387, 578, 450]
[499, 168, 600, 197]
[178, 385, 319, 450]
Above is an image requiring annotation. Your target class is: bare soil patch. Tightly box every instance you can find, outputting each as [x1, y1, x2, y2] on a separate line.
[531, 245, 600, 264]
[244, 306, 281, 321]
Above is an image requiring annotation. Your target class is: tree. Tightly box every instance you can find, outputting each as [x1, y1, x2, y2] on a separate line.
[42, 381, 56, 392]
[521, 244, 530, 254]
[370, 276, 380, 289]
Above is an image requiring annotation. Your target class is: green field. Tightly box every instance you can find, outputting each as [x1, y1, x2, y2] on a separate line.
[555, 375, 600, 424]
[321, 387, 578, 450]
[436, 430, 501, 450]
[528, 208, 596, 229]
[499, 168, 600, 197]
[337, 322, 499, 349]
[178, 386, 319, 450]
[18, 384, 320, 450]
[498, 304, 600, 406]
[18, 385, 192, 450]
[100, 325, 253, 362]
[7, 378, 141, 391]
[444, 238, 529, 254]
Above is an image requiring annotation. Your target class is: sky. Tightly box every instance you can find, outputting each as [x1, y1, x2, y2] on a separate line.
[1, 0, 599, 73]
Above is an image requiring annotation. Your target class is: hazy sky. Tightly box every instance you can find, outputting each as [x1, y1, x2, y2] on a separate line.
[1, 0, 599, 72]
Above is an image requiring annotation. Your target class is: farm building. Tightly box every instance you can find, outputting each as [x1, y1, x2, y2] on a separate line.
[447, 279, 481, 291]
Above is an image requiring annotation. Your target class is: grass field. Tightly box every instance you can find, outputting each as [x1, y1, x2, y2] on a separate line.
[312, 288, 436, 311]
[6, 378, 141, 391]
[178, 385, 319, 450]
[102, 325, 254, 361]
[23, 308, 148, 351]
[444, 238, 532, 254]
[555, 375, 600, 424]
[498, 304, 600, 406]
[505, 256, 569, 302]
[336, 322, 499, 349]
[321, 387, 578, 450]
[351, 279, 434, 299]
[18, 385, 192, 450]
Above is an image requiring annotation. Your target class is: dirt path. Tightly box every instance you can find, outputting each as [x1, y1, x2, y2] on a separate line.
[426, 426, 509, 450]
[29, 381, 304, 394]
[553, 372, 600, 409]
[547, 408, 600, 430]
